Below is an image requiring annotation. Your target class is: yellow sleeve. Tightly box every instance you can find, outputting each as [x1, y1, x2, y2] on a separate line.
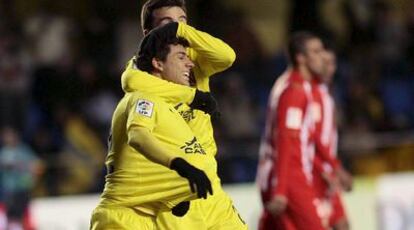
[127, 127, 176, 168]
[121, 59, 197, 105]
[177, 23, 236, 78]
[126, 96, 176, 167]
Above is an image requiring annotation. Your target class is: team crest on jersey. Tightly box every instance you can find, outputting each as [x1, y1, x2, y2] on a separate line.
[136, 99, 154, 117]
[180, 137, 206, 155]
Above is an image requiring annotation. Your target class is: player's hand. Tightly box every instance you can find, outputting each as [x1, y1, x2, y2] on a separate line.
[335, 167, 353, 192]
[139, 22, 179, 53]
[149, 21, 178, 38]
[266, 195, 288, 216]
[321, 172, 340, 196]
[170, 158, 213, 199]
[136, 22, 179, 68]
[190, 90, 220, 118]
[172, 201, 190, 217]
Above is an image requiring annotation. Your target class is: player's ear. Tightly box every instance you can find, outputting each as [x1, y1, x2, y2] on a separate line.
[152, 58, 164, 72]
[143, 29, 149, 36]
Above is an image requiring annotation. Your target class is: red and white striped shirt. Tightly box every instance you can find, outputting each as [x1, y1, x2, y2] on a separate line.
[312, 82, 340, 175]
[257, 70, 316, 201]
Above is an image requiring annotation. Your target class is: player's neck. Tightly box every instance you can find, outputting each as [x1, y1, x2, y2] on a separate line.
[151, 71, 163, 79]
[297, 66, 312, 81]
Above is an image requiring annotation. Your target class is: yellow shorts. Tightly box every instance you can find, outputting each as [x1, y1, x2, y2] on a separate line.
[90, 205, 156, 230]
[156, 189, 248, 230]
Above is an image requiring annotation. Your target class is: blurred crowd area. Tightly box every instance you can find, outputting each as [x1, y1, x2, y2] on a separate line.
[1, 0, 414, 197]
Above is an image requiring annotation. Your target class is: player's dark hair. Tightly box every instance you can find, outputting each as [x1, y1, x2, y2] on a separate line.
[141, 0, 187, 32]
[135, 28, 189, 73]
[287, 31, 319, 67]
[323, 39, 337, 54]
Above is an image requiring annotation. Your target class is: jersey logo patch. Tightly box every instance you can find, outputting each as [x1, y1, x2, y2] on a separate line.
[136, 99, 154, 117]
[286, 107, 302, 129]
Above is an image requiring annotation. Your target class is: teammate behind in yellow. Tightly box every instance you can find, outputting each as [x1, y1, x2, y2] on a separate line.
[90, 27, 217, 230]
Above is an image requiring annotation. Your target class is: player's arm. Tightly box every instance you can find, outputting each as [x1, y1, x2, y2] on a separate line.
[267, 86, 307, 215]
[317, 139, 354, 192]
[125, 95, 177, 166]
[313, 155, 334, 186]
[313, 93, 353, 191]
[312, 87, 342, 170]
[314, 132, 340, 170]
[314, 138, 352, 191]
[272, 86, 307, 197]
[126, 96, 212, 198]
[313, 155, 325, 176]
[128, 126, 176, 167]
[176, 22, 236, 76]
[128, 126, 212, 198]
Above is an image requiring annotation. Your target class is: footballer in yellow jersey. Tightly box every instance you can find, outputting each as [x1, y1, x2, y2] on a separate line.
[90, 29, 217, 230]
[122, 21, 235, 158]
[121, 1, 248, 228]
[100, 92, 219, 211]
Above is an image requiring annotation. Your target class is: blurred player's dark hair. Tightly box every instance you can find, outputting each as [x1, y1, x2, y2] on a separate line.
[134, 24, 189, 73]
[141, 0, 187, 32]
[287, 31, 319, 67]
[322, 38, 337, 54]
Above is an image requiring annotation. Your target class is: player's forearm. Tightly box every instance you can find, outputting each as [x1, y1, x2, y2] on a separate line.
[121, 60, 196, 104]
[271, 133, 296, 196]
[313, 156, 325, 174]
[314, 139, 340, 170]
[177, 22, 236, 73]
[128, 126, 177, 167]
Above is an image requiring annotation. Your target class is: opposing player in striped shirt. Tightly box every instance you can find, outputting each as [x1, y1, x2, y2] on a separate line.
[311, 46, 352, 230]
[257, 32, 327, 230]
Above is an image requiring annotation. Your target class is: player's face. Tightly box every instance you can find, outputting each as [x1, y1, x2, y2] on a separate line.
[159, 44, 194, 86]
[152, 6, 187, 28]
[321, 50, 337, 84]
[303, 38, 325, 77]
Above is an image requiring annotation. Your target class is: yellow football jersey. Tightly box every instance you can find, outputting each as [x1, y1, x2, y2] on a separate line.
[121, 22, 236, 157]
[98, 91, 219, 216]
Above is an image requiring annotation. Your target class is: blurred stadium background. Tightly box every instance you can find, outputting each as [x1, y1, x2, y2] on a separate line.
[1, 0, 414, 229]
